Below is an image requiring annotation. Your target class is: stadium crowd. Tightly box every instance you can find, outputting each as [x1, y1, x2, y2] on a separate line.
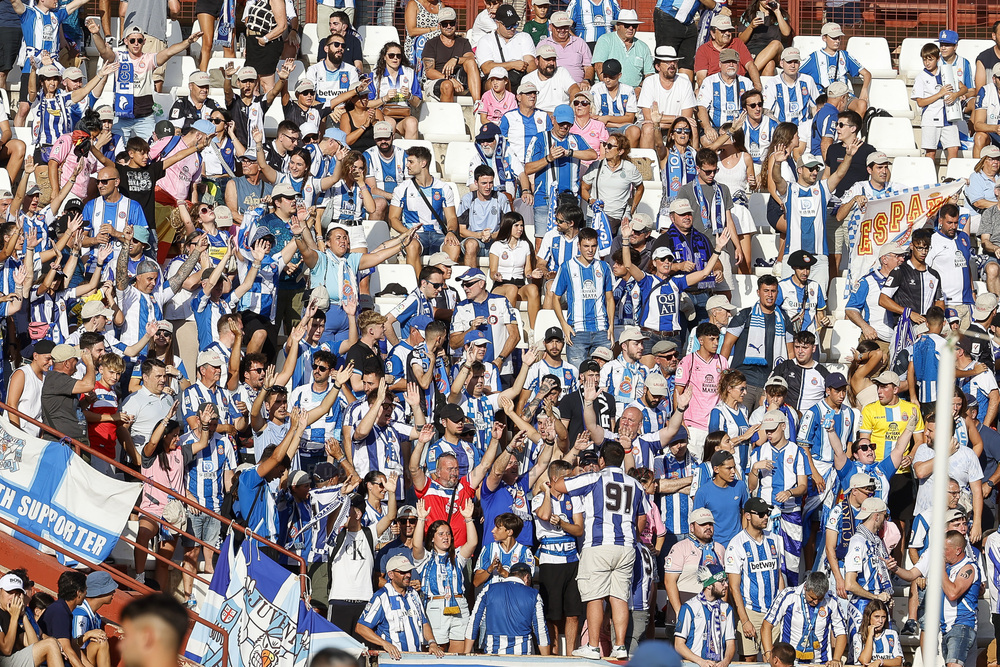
[6, 0, 1000, 662]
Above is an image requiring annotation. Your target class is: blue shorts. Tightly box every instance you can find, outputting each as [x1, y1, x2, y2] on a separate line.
[416, 228, 445, 253]
[941, 623, 976, 666]
[609, 123, 639, 135]
[184, 512, 222, 548]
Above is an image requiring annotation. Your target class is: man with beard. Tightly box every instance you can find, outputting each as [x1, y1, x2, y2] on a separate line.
[466, 123, 523, 202]
[305, 31, 366, 108]
[422, 7, 481, 103]
[844, 498, 910, 616]
[523, 44, 580, 113]
[638, 46, 697, 149]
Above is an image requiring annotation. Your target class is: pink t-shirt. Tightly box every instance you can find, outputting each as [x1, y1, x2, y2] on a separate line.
[150, 136, 203, 203]
[664, 537, 726, 596]
[675, 352, 729, 430]
[571, 118, 609, 169]
[48, 133, 101, 199]
[477, 89, 517, 125]
[639, 502, 666, 546]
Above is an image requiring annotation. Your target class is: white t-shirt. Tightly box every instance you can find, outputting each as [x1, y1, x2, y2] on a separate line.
[912, 69, 947, 127]
[523, 67, 578, 113]
[475, 32, 536, 70]
[489, 239, 532, 280]
[636, 73, 697, 117]
[913, 445, 983, 514]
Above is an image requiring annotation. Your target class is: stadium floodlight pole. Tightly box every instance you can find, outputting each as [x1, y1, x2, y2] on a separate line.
[919, 331, 956, 667]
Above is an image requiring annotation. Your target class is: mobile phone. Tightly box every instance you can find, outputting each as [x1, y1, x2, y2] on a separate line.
[756, 11, 766, 20]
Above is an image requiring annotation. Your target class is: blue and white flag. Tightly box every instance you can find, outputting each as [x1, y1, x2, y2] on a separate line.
[114, 59, 137, 119]
[590, 199, 613, 258]
[215, 0, 235, 50]
[0, 415, 140, 565]
[186, 536, 364, 667]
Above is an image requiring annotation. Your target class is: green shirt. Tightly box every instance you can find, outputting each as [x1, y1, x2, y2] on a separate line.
[592, 32, 654, 89]
[523, 20, 549, 45]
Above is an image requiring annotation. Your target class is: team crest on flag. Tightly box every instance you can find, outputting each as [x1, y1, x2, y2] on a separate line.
[0, 431, 26, 472]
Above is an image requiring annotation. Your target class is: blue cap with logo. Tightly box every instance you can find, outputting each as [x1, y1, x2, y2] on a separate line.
[553, 104, 575, 124]
[938, 29, 959, 44]
[460, 268, 487, 284]
[410, 315, 434, 332]
[464, 330, 489, 346]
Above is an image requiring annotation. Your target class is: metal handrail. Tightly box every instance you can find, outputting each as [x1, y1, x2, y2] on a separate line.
[0, 399, 309, 597]
[0, 514, 229, 667]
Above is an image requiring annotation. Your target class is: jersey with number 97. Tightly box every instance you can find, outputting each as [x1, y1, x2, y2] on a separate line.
[563, 467, 651, 549]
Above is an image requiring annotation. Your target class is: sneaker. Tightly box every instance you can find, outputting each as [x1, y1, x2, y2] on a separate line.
[611, 645, 628, 660]
[901, 619, 919, 636]
[185, 595, 198, 609]
[572, 644, 602, 660]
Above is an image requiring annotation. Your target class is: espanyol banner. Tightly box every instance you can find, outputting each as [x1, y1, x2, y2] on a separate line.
[844, 180, 965, 299]
[0, 414, 140, 564]
[186, 536, 364, 667]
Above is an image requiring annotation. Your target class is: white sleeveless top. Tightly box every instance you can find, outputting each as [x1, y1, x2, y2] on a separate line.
[716, 153, 750, 198]
[14, 365, 43, 436]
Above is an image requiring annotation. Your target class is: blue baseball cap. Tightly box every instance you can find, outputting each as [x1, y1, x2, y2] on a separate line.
[938, 29, 959, 44]
[324, 127, 348, 145]
[553, 104, 574, 124]
[946, 307, 960, 323]
[475, 122, 501, 143]
[192, 119, 215, 135]
[464, 330, 488, 346]
[825, 372, 848, 389]
[460, 268, 486, 284]
[410, 315, 434, 332]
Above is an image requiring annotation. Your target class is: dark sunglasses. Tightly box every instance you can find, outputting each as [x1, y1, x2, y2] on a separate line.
[440, 20, 456, 26]
[674, 128, 692, 134]
[312, 364, 330, 371]
[199, 206, 211, 213]
[97, 178, 115, 184]
[428, 281, 445, 289]
[386, 52, 402, 59]
[330, 41, 345, 47]
[128, 37, 145, 45]
[856, 444, 873, 452]
[573, 100, 591, 106]
[746, 102, 763, 108]
[400, 518, 419, 524]
[211, 118, 225, 124]
[701, 168, 718, 175]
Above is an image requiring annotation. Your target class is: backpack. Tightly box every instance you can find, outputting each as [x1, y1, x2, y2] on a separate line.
[861, 107, 892, 143]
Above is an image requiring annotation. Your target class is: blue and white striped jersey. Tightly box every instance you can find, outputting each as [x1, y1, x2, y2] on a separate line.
[631, 542, 657, 611]
[566, 0, 619, 42]
[458, 391, 500, 454]
[117, 282, 173, 354]
[984, 532, 1000, 615]
[235, 254, 285, 321]
[531, 492, 580, 564]
[526, 132, 591, 202]
[190, 289, 235, 352]
[450, 294, 518, 375]
[763, 74, 819, 125]
[304, 59, 360, 106]
[743, 115, 781, 164]
[941, 555, 980, 631]
[274, 173, 326, 209]
[552, 257, 612, 333]
[845, 268, 893, 342]
[426, 436, 481, 478]
[926, 229, 974, 307]
[652, 449, 698, 535]
[416, 551, 468, 598]
[799, 49, 864, 90]
[523, 359, 578, 402]
[785, 181, 830, 257]
[499, 108, 552, 163]
[324, 180, 373, 222]
[358, 584, 428, 653]
[844, 527, 893, 603]
[364, 145, 407, 194]
[852, 630, 902, 663]
[591, 81, 638, 118]
[960, 361, 1000, 423]
[913, 332, 947, 404]
[600, 356, 648, 416]
[724, 529, 785, 613]
[181, 381, 236, 427]
[466, 578, 549, 655]
[613, 275, 641, 326]
[696, 74, 752, 128]
[777, 277, 827, 337]
[764, 585, 847, 662]
[183, 431, 237, 511]
[476, 541, 536, 586]
[798, 400, 857, 468]
[676, 595, 736, 657]
[350, 416, 410, 483]
[390, 177, 455, 234]
[20, 6, 68, 74]
[538, 229, 580, 270]
[389, 288, 433, 339]
[288, 382, 337, 451]
[655, 0, 705, 23]
[82, 195, 148, 274]
[748, 442, 808, 512]
[564, 466, 651, 548]
[33, 92, 75, 147]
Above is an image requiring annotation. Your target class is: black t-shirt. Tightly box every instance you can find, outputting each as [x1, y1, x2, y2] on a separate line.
[726, 306, 793, 386]
[558, 389, 616, 448]
[41, 371, 88, 444]
[966, 323, 995, 370]
[118, 161, 166, 230]
[977, 46, 1000, 79]
[422, 36, 474, 73]
[344, 341, 381, 374]
[317, 32, 364, 68]
[825, 141, 875, 198]
[39, 599, 73, 639]
[168, 96, 221, 133]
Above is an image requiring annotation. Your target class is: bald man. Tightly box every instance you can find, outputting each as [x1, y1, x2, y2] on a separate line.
[81, 165, 151, 275]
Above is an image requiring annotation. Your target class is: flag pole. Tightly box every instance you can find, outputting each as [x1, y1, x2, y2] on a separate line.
[919, 331, 956, 667]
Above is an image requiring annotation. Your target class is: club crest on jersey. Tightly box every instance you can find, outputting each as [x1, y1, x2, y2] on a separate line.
[819, 608, 827, 617]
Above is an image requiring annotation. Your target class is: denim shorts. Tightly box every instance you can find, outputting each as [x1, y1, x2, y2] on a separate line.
[185, 512, 222, 549]
[416, 228, 446, 254]
[942, 623, 976, 666]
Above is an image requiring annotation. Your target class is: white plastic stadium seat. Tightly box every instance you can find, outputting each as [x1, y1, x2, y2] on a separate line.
[845, 37, 896, 78]
[162, 58, 185, 91]
[890, 157, 937, 187]
[956, 40, 993, 69]
[533, 310, 561, 346]
[418, 102, 470, 143]
[443, 141, 477, 183]
[263, 102, 284, 137]
[792, 36, 824, 59]
[751, 235, 779, 275]
[363, 220, 390, 250]
[747, 193, 770, 231]
[275, 60, 306, 87]
[828, 320, 862, 364]
[827, 277, 848, 318]
[867, 117, 920, 158]
[301, 24, 320, 65]
[635, 32, 657, 55]
[395, 140, 441, 175]
[945, 158, 978, 182]
[372, 263, 417, 296]
[868, 79, 913, 119]
[729, 274, 757, 311]
[359, 26, 401, 68]
[0, 169, 12, 194]
[898, 38, 936, 83]
[165, 20, 183, 46]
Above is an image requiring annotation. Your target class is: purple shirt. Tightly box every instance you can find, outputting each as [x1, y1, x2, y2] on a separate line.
[539, 35, 594, 83]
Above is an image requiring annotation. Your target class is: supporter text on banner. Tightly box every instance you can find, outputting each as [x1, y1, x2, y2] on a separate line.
[0, 414, 141, 564]
[844, 180, 966, 299]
